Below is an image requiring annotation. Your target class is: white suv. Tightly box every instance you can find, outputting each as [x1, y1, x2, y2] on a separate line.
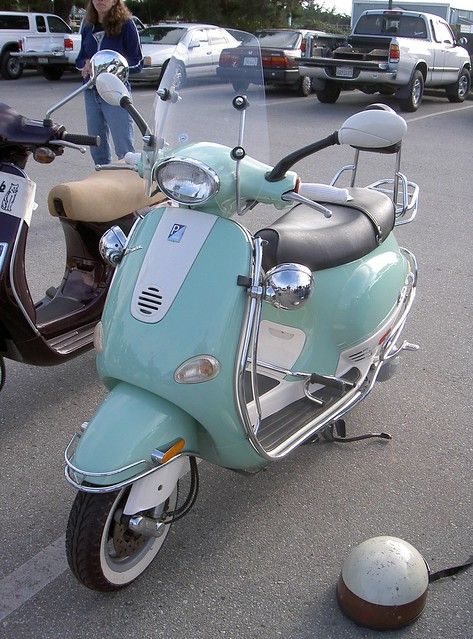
[133, 22, 240, 86]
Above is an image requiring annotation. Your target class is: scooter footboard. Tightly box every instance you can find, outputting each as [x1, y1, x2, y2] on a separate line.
[65, 382, 199, 489]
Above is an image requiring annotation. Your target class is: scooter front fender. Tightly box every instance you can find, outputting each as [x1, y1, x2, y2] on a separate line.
[69, 382, 200, 487]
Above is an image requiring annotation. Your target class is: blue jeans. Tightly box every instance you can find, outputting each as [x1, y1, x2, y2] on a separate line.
[84, 87, 135, 165]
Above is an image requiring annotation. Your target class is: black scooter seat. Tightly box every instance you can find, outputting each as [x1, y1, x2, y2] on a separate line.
[255, 187, 395, 272]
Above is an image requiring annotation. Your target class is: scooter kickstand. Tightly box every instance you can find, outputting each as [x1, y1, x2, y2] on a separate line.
[323, 419, 392, 443]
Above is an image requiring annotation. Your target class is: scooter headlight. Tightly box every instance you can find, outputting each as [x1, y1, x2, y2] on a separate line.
[155, 158, 220, 205]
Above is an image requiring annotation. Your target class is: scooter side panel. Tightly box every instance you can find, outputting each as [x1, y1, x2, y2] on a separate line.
[262, 234, 408, 375]
[96, 207, 265, 472]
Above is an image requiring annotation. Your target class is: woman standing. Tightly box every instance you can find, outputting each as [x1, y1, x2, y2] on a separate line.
[76, 0, 143, 165]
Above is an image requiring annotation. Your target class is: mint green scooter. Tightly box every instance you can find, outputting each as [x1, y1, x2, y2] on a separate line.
[64, 40, 419, 591]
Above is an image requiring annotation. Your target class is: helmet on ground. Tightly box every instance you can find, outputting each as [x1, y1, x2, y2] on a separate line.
[337, 536, 429, 630]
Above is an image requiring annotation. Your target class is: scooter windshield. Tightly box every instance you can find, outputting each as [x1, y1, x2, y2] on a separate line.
[151, 33, 269, 171]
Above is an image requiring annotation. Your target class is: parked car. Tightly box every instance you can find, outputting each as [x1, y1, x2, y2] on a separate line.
[218, 28, 344, 96]
[132, 22, 240, 86]
[0, 10, 75, 80]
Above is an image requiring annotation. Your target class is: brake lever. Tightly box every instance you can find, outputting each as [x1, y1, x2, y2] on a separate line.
[282, 191, 332, 218]
[48, 140, 86, 154]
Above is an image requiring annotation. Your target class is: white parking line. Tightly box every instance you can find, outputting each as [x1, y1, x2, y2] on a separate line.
[407, 103, 473, 122]
[0, 535, 67, 622]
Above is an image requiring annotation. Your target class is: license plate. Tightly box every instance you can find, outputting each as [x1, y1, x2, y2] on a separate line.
[243, 57, 258, 66]
[336, 66, 353, 78]
[38, 57, 49, 64]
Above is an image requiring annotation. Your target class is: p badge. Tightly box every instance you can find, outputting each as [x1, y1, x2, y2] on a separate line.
[168, 223, 186, 243]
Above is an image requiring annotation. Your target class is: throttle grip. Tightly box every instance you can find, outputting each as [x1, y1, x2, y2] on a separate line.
[61, 132, 100, 147]
[298, 183, 350, 204]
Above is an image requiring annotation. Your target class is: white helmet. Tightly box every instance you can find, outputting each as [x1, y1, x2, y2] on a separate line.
[337, 536, 429, 630]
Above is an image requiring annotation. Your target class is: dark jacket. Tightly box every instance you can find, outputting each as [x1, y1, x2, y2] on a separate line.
[76, 18, 143, 75]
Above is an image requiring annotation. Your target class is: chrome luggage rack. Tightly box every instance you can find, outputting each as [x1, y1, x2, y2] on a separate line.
[331, 147, 419, 225]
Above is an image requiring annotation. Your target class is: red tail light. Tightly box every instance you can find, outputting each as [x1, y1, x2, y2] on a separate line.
[64, 37, 74, 51]
[219, 51, 242, 66]
[389, 42, 400, 63]
[18, 39, 23, 52]
[262, 54, 293, 69]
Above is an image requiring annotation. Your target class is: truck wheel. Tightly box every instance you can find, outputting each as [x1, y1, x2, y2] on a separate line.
[399, 70, 424, 112]
[42, 65, 64, 81]
[297, 75, 312, 97]
[315, 81, 341, 104]
[0, 53, 23, 80]
[446, 68, 471, 103]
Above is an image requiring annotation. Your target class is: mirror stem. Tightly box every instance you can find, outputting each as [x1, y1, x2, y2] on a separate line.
[266, 131, 339, 182]
[120, 95, 151, 137]
[44, 79, 93, 126]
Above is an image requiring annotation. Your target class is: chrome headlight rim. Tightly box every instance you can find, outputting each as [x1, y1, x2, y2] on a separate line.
[155, 156, 220, 205]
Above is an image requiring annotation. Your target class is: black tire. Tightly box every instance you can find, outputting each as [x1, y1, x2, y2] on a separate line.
[446, 68, 471, 103]
[297, 75, 312, 97]
[0, 53, 23, 80]
[232, 80, 250, 93]
[399, 70, 424, 112]
[0, 356, 5, 392]
[41, 65, 64, 81]
[66, 484, 178, 591]
[315, 81, 341, 104]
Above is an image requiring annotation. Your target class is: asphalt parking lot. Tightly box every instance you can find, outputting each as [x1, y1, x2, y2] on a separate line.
[0, 70, 472, 639]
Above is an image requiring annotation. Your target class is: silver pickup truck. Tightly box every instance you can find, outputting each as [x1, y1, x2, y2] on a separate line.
[299, 9, 471, 112]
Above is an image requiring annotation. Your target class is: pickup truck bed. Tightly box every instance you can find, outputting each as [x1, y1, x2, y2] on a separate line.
[300, 10, 471, 111]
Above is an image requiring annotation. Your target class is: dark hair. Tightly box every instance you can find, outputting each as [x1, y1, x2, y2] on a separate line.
[85, 0, 131, 37]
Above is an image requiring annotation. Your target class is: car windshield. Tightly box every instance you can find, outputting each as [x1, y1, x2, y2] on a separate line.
[140, 26, 186, 45]
[255, 30, 300, 49]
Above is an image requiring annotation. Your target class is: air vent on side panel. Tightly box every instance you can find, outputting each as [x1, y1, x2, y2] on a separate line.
[348, 348, 373, 362]
[137, 286, 163, 316]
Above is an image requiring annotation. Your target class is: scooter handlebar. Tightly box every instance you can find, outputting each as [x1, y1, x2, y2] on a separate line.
[60, 132, 100, 147]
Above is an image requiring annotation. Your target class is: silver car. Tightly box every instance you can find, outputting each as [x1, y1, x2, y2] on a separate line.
[133, 22, 240, 87]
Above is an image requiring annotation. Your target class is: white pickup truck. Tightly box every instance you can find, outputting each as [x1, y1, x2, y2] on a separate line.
[0, 11, 80, 81]
[299, 9, 471, 111]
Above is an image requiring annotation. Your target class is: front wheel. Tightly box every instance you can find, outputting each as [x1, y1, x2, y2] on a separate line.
[399, 70, 424, 112]
[446, 68, 471, 103]
[66, 483, 178, 591]
[315, 81, 341, 104]
[0, 53, 23, 80]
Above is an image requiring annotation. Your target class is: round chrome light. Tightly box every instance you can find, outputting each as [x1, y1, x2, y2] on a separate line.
[263, 263, 314, 310]
[155, 158, 220, 205]
[99, 225, 127, 267]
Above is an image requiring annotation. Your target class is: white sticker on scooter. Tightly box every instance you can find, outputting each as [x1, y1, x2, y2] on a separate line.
[0, 171, 36, 226]
[131, 208, 218, 323]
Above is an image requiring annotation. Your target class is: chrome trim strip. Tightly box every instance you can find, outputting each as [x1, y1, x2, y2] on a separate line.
[64, 431, 192, 493]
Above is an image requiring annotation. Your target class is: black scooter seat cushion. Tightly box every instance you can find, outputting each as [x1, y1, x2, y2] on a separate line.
[256, 187, 395, 272]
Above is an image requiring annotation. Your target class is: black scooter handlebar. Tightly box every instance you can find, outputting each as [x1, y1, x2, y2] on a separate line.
[60, 132, 100, 147]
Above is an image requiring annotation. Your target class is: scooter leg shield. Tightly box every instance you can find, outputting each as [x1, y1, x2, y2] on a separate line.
[70, 382, 199, 487]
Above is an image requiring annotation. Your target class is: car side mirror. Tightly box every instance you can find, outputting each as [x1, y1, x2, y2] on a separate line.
[457, 36, 467, 47]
